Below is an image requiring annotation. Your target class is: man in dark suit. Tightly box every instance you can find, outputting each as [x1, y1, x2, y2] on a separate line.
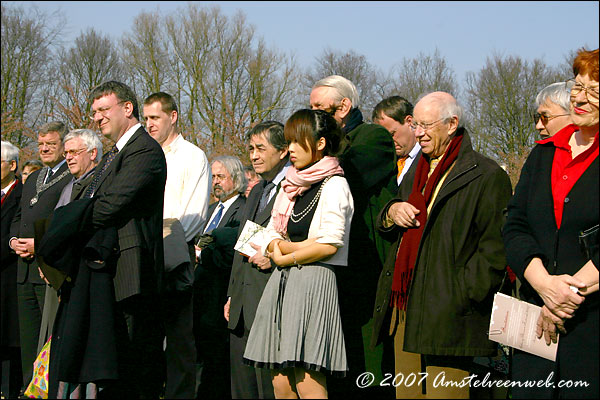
[8, 121, 72, 393]
[225, 121, 290, 399]
[74, 80, 167, 397]
[1, 141, 23, 398]
[372, 96, 422, 189]
[194, 155, 246, 399]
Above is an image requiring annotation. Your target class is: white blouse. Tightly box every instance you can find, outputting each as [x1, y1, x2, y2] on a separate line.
[262, 175, 354, 266]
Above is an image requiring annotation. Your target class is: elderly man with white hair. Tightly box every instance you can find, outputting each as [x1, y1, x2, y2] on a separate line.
[373, 92, 512, 398]
[35, 129, 103, 362]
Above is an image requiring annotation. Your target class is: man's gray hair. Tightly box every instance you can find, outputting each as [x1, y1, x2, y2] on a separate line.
[39, 121, 68, 140]
[1, 141, 19, 166]
[535, 81, 575, 111]
[64, 129, 104, 159]
[312, 75, 360, 109]
[212, 155, 247, 195]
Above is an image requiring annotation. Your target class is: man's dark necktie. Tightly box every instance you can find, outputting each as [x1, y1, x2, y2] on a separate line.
[204, 203, 224, 234]
[83, 145, 119, 198]
[257, 181, 275, 215]
[45, 168, 54, 184]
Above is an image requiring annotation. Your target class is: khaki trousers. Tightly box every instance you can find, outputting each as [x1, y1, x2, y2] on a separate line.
[390, 309, 471, 399]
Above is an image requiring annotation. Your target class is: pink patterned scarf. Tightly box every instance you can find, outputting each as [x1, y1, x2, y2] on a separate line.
[271, 156, 344, 235]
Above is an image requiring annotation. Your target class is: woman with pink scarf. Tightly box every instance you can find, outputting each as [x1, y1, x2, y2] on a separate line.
[243, 109, 354, 398]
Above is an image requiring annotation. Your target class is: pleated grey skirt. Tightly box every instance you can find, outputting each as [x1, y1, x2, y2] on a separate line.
[243, 263, 348, 377]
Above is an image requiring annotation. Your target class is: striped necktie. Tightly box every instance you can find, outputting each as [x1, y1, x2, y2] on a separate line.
[83, 145, 119, 198]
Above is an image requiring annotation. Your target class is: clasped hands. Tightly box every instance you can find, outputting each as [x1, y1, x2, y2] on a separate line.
[535, 274, 587, 345]
[10, 238, 35, 260]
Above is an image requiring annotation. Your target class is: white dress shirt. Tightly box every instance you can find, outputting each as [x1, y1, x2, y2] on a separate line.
[115, 123, 141, 151]
[162, 134, 212, 242]
[397, 142, 421, 186]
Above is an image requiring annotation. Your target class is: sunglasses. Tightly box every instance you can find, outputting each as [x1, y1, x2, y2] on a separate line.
[532, 112, 569, 125]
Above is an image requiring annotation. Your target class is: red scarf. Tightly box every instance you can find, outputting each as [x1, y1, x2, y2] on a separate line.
[1, 179, 18, 207]
[390, 132, 463, 310]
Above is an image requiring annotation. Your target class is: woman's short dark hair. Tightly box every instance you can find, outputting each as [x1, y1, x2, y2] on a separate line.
[284, 109, 344, 159]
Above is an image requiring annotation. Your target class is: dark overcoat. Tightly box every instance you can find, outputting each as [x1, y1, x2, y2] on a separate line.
[372, 129, 512, 356]
[503, 140, 599, 398]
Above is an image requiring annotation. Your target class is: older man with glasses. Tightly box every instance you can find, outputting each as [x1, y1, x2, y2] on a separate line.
[533, 81, 575, 139]
[373, 92, 512, 399]
[8, 121, 72, 396]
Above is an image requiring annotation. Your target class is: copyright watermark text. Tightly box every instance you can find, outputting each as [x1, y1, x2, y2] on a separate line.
[356, 371, 589, 390]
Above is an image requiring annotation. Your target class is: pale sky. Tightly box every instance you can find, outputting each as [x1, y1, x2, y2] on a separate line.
[6, 1, 600, 83]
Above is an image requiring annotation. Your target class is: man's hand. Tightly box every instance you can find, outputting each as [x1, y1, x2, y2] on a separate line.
[224, 297, 230, 322]
[194, 245, 201, 263]
[387, 202, 421, 228]
[248, 243, 272, 270]
[38, 267, 50, 285]
[12, 238, 35, 259]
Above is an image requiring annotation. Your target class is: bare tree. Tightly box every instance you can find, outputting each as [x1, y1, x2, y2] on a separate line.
[121, 10, 171, 96]
[464, 53, 560, 187]
[305, 48, 387, 118]
[388, 48, 458, 104]
[1, 3, 64, 147]
[51, 28, 123, 128]
[161, 4, 298, 159]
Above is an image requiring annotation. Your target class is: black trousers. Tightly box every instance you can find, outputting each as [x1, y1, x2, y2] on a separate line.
[16, 281, 46, 389]
[113, 294, 166, 398]
[229, 317, 274, 399]
[163, 290, 196, 399]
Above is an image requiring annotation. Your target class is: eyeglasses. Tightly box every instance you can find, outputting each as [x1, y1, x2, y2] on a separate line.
[62, 148, 88, 158]
[533, 112, 570, 125]
[409, 118, 444, 132]
[568, 79, 599, 103]
[90, 100, 126, 119]
[37, 141, 60, 149]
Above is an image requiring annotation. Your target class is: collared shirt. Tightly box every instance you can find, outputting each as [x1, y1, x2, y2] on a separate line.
[1, 178, 17, 194]
[397, 142, 421, 186]
[537, 124, 599, 228]
[46, 159, 67, 183]
[55, 167, 96, 209]
[263, 161, 291, 204]
[162, 134, 212, 241]
[115, 123, 142, 151]
[204, 194, 241, 234]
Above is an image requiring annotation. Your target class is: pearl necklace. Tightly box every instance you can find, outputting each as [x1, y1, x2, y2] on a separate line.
[289, 176, 332, 223]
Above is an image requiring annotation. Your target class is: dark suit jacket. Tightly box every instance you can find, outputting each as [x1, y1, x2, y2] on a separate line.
[1, 179, 23, 347]
[10, 163, 72, 284]
[195, 195, 245, 330]
[397, 151, 421, 190]
[227, 181, 276, 330]
[76, 126, 167, 302]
